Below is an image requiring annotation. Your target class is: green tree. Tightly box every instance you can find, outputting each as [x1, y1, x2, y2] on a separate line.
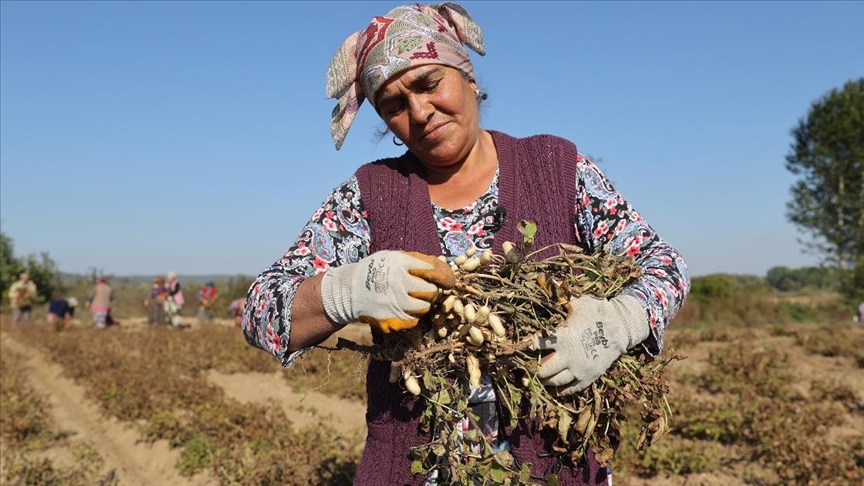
[785, 78, 864, 299]
[0, 230, 62, 305]
[21, 252, 62, 303]
[1, 231, 24, 305]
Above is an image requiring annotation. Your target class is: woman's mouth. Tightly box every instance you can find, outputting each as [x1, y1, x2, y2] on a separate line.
[420, 122, 449, 141]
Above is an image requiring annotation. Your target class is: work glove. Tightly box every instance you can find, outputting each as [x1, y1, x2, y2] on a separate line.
[532, 294, 650, 396]
[320, 250, 456, 333]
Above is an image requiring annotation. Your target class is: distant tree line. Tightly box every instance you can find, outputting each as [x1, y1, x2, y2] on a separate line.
[765, 266, 839, 292]
[688, 266, 838, 304]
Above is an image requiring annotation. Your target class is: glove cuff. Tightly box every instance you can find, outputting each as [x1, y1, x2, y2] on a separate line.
[611, 294, 651, 349]
[320, 266, 354, 325]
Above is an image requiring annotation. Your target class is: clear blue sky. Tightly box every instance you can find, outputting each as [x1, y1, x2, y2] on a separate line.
[2, 1, 862, 278]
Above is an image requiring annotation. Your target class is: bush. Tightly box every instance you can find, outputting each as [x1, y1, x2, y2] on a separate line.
[767, 265, 839, 292]
[689, 275, 734, 302]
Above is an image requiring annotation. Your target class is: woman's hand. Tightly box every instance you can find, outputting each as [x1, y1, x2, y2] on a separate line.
[320, 250, 456, 333]
[532, 295, 650, 395]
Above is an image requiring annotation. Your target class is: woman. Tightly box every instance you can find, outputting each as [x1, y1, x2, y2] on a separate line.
[46, 296, 78, 331]
[229, 298, 245, 327]
[197, 281, 219, 325]
[243, 3, 689, 484]
[8, 272, 37, 329]
[164, 271, 185, 326]
[89, 276, 113, 330]
[145, 276, 167, 325]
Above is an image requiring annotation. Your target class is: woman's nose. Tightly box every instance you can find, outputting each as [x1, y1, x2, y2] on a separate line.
[407, 94, 433, 123]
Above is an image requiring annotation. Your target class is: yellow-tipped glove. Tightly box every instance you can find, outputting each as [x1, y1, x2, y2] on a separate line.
[320, 250, 456, 333]
[532, 295, 650, 396]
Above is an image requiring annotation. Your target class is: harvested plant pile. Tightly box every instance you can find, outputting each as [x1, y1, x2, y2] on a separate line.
[334, 221, 683, 484]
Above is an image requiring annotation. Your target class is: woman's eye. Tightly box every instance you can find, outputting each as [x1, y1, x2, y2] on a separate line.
[380, 100, 403, 116]
[424, 81, 440, 92]
[385, 104, 403, 116]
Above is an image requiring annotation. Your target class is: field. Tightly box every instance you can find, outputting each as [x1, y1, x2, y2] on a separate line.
[1, 292, 863, 485]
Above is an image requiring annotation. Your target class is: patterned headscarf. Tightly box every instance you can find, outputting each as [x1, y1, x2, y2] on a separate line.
[326, 2, 485, 150]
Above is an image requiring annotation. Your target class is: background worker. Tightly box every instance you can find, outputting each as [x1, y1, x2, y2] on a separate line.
[46, 296, 78, 331]
[8, 272, 38, 329]
[197, 280, 219, 325]
[145, 276, 168, 325]
[88, 275, 114, 330]
[164, 271, 185, 326]
[229, 298, 245, 327]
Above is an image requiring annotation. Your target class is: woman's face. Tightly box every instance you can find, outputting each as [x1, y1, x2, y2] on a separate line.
[375, 65, 480, 168]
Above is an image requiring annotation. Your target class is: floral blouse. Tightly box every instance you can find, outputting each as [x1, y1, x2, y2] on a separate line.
[242, 152, 690, 368]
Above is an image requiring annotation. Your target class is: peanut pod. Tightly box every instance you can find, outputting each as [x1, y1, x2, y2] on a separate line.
[468, 326, 485, 346]
[452, 298, 465, 320]
[464, 303, 477, 323]
[460, 256, 481, 272]
[477, 304, 491, 322]
[488, 313, 506, 337]
[466, 355, 481, 389]
[502, 241, 520, 263]
[442, 295, 457, 313]
[388, 362, 402, 383]
[403, 369, 422, 396]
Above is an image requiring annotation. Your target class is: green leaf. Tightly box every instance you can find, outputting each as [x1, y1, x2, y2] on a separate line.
[423, 369, 434, 389]
[433, 388, 452, 405]
[489, 464, 508, 482]
[431, 443, 446, 457]
[517, 220, 537, 248]
[410, 459, 428, 475]
[457, 398, 469, 413]
[520, 463, 533, 482]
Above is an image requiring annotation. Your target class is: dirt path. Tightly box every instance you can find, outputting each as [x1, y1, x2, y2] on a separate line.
[0, 333, 216, 486]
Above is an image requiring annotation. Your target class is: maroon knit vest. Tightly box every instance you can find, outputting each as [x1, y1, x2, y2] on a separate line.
[353, 130, 610, 485]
